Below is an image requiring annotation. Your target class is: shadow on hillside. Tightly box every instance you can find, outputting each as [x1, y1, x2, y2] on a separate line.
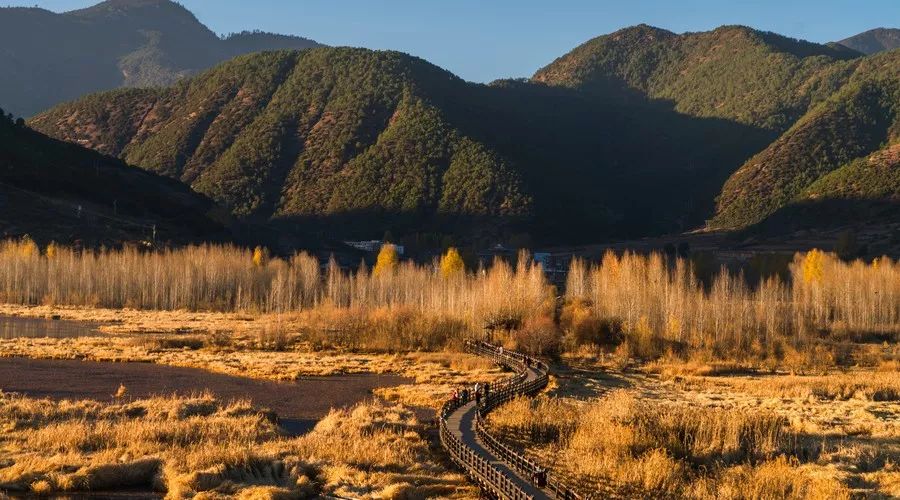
[433, 80, 778, 243]
[745, 199, 900, 236]
[0, 123, 230, 246]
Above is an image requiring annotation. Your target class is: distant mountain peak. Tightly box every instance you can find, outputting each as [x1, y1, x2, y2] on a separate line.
[69, 0, 194, 16]
[0, 0, 321, 117]
[838, 27, 900, 55]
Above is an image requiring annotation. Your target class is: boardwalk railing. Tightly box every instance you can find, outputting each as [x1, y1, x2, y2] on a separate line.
[438, 340, 586, 500]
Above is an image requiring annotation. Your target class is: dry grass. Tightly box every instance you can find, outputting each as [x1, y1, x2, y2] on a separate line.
[488, 364, 899, 498]
[0, 392, 476, 498]
[665, 369, 900, 403]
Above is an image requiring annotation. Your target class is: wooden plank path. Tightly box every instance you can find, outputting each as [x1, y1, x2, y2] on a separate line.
[444, 366, 550, 499]
[438, 341, 586, 500]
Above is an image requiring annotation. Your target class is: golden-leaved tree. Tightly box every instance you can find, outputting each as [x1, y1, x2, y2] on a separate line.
[440, 247, 465, 278]
[373, 244, 399, 277]
[252, 246, 268, 267]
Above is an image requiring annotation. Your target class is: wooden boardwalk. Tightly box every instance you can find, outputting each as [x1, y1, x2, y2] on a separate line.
[438, 342, 585, 500]
[444, 365, 551, 499]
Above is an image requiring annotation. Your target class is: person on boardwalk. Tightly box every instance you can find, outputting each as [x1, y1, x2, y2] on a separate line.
[532, 466, 547, 487]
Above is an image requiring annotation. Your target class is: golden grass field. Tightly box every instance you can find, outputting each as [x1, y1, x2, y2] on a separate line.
[0, 392, 478, 498]
[488, 358, 900, 499]
[0, 242, 897, 498]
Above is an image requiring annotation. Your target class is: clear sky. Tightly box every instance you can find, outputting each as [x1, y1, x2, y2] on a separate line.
[9, 0, 899, 82]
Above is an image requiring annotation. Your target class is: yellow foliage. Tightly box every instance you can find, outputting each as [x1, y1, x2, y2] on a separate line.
[872, 256, 891, 270]
[19, 236, 38, 258]
[252, 246, 268, 267]
[373, 244, 399, 277]
[636, 315, 652, 337]
[439, 247, 465, 278]
[45, 242, 58, 259]
[801, 249, 825, 284]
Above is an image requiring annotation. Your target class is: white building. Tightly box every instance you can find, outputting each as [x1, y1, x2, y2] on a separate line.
[344, 240, 405, 256]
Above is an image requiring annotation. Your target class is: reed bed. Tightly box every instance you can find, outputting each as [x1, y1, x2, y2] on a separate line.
[0, 239, 551, 334]
[0, 393, 473, 498]
[489, 391, 855, 499]
[564, 250, 899, 360]
[0, 238, 896, 359]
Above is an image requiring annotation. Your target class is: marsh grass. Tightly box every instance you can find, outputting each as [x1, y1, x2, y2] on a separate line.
[564, 250, 899, 364]
[668, 369, 900, 403]
[0, 393, 474, 498]
[489, 391, 855, 498]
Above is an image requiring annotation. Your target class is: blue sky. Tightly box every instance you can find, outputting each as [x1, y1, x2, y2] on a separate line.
[10, 0, 899, 82]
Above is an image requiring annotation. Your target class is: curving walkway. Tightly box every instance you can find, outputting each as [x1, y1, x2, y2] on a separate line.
[444, 364, 549, 499]
[439, 341, 585, 500]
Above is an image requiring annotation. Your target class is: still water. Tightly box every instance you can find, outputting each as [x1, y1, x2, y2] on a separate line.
[0, 315, 99, 339]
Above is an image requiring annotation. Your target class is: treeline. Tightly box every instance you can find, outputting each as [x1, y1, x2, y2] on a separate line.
[565, 250, 898, 360]
[0, 239, 549, 332]
[0, 107, 24, 127]
[0, 238, 895, 361]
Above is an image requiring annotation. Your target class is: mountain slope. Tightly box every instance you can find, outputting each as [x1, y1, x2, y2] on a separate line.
[0, 111, 228, 245]
[533, 25, 860, 132]
[534, 24, 898, 235]
[31, 47, 771, 243]
[838, 28, 900, 55]
[711, 50, 900, 229]
[0, 0, 321, 117]
[30, 49, 533, 239]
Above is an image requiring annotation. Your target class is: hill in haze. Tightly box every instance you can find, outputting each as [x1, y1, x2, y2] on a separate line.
[0, 0, 321, 117]
[838, 28, 900, 55]
[0, 108, 228, 246]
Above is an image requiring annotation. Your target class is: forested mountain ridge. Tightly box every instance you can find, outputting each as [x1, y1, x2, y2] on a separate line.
[30, 47, 769, 243]
[28, 49, 534, 240]
[27, 24, 899, 243]
[711, 50, 900, 229]
[838, 28, 900, 55]
[533, 24, 861, 132]
[534, 24, 899, 234]
[0, 0, 321, 117]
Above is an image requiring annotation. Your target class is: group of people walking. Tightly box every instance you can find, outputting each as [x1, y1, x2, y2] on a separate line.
[451, 381, 491, 407]
[445, 340, 562, 492]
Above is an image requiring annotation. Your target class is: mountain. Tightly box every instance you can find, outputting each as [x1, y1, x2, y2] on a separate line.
[711, 50, 900, 230]
[29, 47, 770, 244]
[533, 25, 860, 132]
[534, 24, 899, 235]
[838, 28, 900, 55]
[0, 0, 321, 117]
[27, 25, 896, 244]
[0, 109, 228, 246]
